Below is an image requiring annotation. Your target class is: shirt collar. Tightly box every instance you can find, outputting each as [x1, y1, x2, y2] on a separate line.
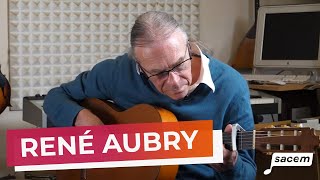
[135, 44, 215, 93]
[136, 62, 141, 75]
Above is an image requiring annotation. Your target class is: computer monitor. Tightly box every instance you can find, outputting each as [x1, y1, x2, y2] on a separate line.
[253, 4, 320, 69]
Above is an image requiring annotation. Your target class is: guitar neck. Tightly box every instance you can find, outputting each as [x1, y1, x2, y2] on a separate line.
[223, 131, 255, 151]
[222, 128, 320, 153]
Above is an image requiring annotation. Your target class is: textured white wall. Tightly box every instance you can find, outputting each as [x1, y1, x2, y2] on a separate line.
[7, 1, 201, 110]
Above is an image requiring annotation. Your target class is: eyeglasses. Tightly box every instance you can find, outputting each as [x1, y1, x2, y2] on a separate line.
[138, 43, 192, 81]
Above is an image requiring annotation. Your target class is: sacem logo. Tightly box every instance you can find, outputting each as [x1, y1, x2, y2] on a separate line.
[264, 153, 313, 175]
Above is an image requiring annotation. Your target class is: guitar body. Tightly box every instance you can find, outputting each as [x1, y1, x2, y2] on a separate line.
[56, 98, 178, 180]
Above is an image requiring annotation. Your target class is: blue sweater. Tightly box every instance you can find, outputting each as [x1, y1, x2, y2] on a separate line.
[44, 54, 256, 179]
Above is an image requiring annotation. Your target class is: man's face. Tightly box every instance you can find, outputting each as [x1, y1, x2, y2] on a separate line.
[134, 31, 192, 100]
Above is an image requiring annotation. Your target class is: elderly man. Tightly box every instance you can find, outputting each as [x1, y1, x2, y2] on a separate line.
[44, 11, 256, 179]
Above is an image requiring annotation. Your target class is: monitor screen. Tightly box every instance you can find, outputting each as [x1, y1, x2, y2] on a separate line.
[254, 4, 320, 68]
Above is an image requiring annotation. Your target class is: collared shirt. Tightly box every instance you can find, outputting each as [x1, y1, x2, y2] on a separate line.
[136, 43, 215, 95]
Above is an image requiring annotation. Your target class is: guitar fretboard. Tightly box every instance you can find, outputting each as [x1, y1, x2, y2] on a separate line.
[222, 128, 319, 153]
[223, 131, 255, 151]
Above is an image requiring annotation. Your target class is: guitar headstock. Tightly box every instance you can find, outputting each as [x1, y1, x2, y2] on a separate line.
[255, 127, 320, 153]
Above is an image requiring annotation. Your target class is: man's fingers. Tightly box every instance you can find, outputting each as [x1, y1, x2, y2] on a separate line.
[224, 124, 232, 133]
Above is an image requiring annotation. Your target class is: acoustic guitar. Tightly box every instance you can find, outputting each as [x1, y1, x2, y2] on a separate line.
[56, 98, 320, 180]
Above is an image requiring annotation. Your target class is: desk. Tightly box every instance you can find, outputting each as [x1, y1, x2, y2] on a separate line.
[249, 83, 320, 121]
[249, 83, 318, 91]
[249, 82, 320, 91]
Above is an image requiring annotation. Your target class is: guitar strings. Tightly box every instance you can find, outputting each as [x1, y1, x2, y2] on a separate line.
[223, 131, 304, 136]
[223, 130, 306, 134]
[222, 140, 297, 145]
[223, 132, 303, 135]
[227, 134, 302, 137]
[221, 131, 311, 147]
[223, 130, 308, 133]
[222, 133, 304, 145]
[223, 134, 302, 137]
[223, 140, 302, 145]
[222, 135, 304, 145]
[223, 134, 302, 138]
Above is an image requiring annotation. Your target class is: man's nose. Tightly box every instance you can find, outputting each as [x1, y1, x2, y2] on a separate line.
[165, 71, 180, 85]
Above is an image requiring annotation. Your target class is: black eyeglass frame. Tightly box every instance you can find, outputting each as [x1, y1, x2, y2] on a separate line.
[137, 42, 193, 80]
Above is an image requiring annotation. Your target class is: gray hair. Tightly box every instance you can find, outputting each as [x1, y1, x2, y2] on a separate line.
[189, 39, 215, 57]
[128, 11, 188, 59]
